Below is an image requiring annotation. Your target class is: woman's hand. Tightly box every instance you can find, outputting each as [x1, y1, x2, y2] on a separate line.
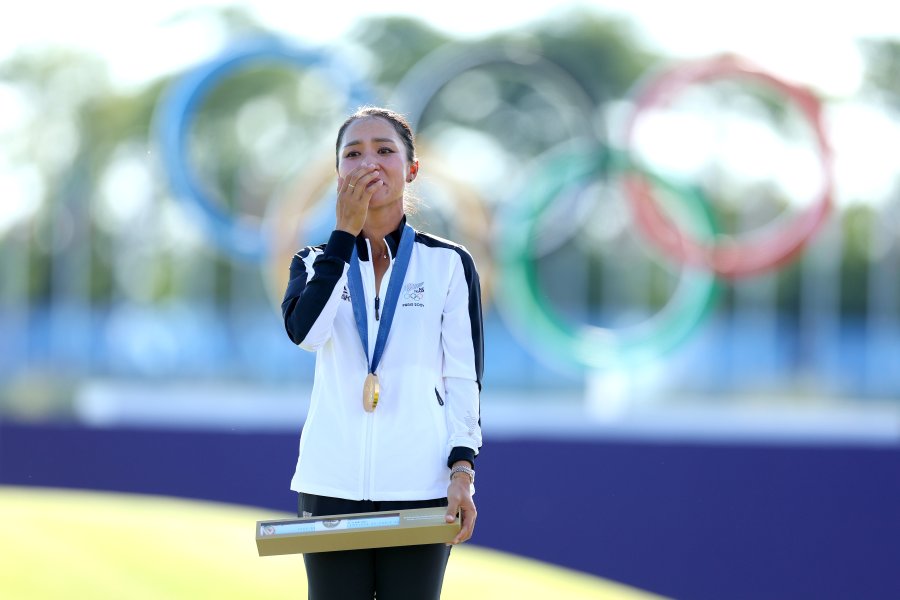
[445, 471, 477, 545]
[335, 163, 383, 235]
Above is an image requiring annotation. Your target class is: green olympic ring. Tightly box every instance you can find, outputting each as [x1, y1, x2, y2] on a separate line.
[496, 143, 721, 370]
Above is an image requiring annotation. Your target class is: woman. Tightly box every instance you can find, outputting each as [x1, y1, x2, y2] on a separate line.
[281, 106, 484, 599]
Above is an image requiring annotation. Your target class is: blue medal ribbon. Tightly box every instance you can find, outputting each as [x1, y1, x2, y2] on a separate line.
[346, 224, 415, 375]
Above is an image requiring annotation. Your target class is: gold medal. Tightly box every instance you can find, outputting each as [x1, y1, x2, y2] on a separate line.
[362, 373, 380, 412]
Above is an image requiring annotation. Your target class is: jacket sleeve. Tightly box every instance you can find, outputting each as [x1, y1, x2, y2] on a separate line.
[442, 245, 484, 468]
[282, 230, 355, 351]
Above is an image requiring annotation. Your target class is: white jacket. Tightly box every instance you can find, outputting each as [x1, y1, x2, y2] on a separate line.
[282, 220, 484, 501]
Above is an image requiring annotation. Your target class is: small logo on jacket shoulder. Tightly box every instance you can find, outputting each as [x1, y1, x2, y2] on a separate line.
[402, 281, 424, 307]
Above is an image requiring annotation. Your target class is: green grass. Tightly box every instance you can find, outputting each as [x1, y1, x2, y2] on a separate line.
[0, 486, 667, 599]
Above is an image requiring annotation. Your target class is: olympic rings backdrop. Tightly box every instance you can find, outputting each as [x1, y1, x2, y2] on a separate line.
[155, 37, 834, 372]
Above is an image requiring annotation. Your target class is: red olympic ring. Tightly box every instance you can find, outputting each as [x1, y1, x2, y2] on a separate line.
[619, 54, 835, 278]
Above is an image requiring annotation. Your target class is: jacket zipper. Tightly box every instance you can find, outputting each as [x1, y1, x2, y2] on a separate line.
[362, 412, 374, 499]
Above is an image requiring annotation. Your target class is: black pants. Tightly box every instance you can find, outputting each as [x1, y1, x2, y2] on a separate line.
[298, 493, 452, 600]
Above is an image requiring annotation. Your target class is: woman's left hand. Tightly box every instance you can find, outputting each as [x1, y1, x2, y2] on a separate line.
[445, 475, 477, 545]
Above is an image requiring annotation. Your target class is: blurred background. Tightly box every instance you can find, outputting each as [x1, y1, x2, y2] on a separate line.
[2, 1, 900, 599]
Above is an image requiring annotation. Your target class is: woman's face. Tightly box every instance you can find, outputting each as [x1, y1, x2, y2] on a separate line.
[337, 117, 414, 209]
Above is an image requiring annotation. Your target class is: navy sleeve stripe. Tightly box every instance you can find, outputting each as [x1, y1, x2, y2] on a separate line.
[415, 232, 485, 389]
[416, 232, 484, 448]
[282, 231, 352, 345]
[458, 249, 484, 389]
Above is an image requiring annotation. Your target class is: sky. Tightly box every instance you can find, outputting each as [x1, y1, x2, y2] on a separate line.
[1, 0, 899, 97]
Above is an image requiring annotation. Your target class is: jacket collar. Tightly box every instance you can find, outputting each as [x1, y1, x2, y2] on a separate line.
[354, 215, 408, 261]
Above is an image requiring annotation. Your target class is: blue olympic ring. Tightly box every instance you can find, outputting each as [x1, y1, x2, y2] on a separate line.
[154, 37, 376, 261]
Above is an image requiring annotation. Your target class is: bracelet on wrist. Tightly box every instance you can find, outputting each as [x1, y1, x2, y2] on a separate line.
[449, 465, 475, 484]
